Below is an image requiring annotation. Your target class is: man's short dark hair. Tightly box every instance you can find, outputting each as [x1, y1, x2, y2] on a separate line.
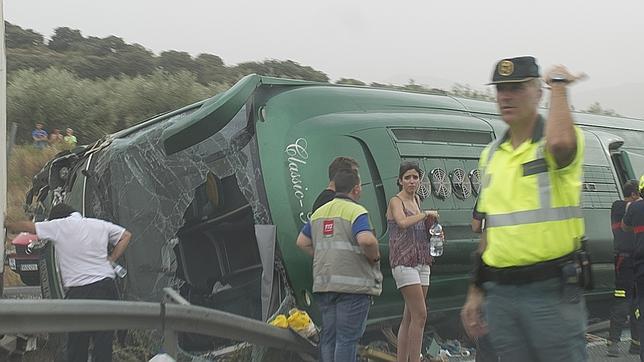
[49, 203, 77, 220]
[328, 157, 359, 181]
[333, 168, 360, 194]
[623, 180, 640, 198]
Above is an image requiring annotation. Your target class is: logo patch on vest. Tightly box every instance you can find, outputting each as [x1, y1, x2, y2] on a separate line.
[522, 158, 548, 176]
[323, 220, 334, 237]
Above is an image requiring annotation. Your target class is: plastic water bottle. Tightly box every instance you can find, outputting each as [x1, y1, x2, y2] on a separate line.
[111, 261, 127, 278]
[429, 223, 444, 257]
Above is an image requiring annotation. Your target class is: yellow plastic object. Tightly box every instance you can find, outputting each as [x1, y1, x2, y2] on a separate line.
[287, 308, 318, 337]
[287, 308, 312, 331]
[269, 314, 288, 328]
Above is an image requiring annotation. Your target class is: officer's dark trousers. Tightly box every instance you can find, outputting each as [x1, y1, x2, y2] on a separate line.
[65, 278, 118, 362]
[609, 254, 639, 343]
[483, 277, 587, 362]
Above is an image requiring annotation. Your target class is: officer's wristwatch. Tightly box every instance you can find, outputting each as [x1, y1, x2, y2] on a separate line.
[549, 74, 569, 84]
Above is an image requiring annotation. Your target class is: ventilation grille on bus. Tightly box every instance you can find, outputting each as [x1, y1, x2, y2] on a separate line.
[416, 169, 431, 200]
[430, 168, 451, 199]
[469, 169, 482, 196]
[450, 168, 471, 199]
[391, 129, 493, 144]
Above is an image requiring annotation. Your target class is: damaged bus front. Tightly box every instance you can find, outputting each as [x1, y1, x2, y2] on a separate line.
[31, 75, 348, 351]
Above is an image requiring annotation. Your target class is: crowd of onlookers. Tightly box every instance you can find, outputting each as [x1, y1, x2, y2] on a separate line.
[31, 122, 77, 150]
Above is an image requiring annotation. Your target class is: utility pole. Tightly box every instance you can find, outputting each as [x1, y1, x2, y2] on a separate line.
[1, 0, 8, 296]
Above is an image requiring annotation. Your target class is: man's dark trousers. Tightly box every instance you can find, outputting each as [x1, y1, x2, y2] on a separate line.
[609, 254, 639, 344]
[65, 278, 118, 362]
[635, 276, 644, 361]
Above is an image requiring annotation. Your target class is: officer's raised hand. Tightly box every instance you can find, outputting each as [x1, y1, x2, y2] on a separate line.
[543, 65, 587, 86]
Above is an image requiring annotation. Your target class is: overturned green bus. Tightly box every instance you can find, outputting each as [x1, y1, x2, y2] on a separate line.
[27, 74, 644, 351]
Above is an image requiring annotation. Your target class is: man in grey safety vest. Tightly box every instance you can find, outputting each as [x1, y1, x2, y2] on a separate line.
[296, 167, 382, 362]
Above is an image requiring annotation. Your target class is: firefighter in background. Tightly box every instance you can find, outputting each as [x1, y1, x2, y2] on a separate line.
[607, 180, 641, 357]
[623, 179, 644, 361]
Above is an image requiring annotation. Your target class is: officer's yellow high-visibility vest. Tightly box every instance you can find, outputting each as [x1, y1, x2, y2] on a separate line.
[476, 117, 585, 268]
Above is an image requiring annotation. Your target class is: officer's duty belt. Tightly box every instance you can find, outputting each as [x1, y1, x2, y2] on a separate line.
[482, 252, 575, 285]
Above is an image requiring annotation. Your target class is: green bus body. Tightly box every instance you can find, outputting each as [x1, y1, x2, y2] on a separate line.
[32, 74, 644, 348]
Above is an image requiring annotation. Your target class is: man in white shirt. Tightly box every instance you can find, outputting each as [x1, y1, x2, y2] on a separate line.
[6, 203, 131, 362]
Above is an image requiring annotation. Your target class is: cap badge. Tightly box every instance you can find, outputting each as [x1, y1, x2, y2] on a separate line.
[498, 60, 514, 76]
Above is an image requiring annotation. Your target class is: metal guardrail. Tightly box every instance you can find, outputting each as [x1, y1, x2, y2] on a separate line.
[0, 289, 315, 358]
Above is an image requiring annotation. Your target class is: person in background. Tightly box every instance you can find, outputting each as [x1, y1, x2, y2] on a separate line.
[64, 128, 78, 148]
[607, 180, 641, 357]
[32, 122, 48, 149]
[387, 161, 438, 362]
[622, 180, 644, 362]
[312, 156, 359, 213]
[296, 168, 382, 362]
[5, 203, 132, 362]
[49, 128, 64, 145]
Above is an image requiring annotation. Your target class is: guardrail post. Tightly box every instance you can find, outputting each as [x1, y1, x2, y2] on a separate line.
[161, 288, 189, 359]
[162, 326, 178, 359]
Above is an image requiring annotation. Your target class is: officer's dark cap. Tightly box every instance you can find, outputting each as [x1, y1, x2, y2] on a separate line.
[488, 56, 540, 84]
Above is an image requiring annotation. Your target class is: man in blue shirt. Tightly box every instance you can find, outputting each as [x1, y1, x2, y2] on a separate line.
[32, 122, 48, 149]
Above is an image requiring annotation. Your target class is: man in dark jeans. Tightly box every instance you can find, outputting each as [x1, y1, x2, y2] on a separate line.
[607, 180, 641, 356]
[6, 203, 131, 362]
[297, 169, 382, 361]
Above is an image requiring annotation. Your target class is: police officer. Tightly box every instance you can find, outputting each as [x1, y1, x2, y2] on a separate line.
[622, 180, 644, 362]
[461, 56, 587, 361]
[607, 180, 641, 356]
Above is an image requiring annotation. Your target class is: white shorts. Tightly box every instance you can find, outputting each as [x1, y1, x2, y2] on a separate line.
[392, 264, 431, 289]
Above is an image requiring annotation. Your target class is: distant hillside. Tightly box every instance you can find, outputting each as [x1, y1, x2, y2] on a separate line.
[4, 21, 330, 84]
[573, 83, 644, 119]
[8, 20, 637, 147]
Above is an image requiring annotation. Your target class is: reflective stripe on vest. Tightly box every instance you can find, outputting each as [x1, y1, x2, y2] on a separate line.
[481, 137, 504, 190]
[536, 141, 551, 209]
[315, 240, 364, 254]
[483, 140, 583, 227]
[486, 206, 583, 227]
[314, 275, 378, 288]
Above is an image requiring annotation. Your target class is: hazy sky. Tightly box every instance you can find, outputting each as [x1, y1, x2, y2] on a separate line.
[5, 0, 644, 116]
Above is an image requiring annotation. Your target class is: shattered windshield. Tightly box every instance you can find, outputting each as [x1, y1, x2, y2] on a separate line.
[83, 103, 271, 302]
